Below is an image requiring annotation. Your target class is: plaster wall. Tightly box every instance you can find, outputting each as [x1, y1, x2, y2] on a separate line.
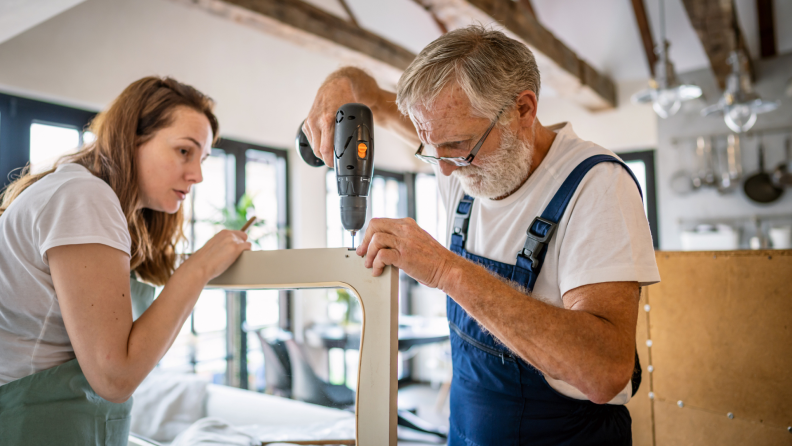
[537, 79, 658, 152]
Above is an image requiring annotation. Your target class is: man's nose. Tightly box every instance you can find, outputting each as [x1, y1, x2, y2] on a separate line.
[438, 160, 460, 176]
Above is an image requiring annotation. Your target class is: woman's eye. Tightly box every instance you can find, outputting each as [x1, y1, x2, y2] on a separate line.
[181, 148, 189, 156]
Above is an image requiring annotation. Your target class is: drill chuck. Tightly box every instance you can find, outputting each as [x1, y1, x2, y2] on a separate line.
[340, 196, 367, 231]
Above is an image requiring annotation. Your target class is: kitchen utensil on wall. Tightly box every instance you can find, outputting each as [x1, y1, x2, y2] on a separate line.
[743, 139, 784, 203]
[695, 136, 716, 188]
[771, 136, 791, 187]
[726, 134, 743, 181]
[715, 135, 743, 193]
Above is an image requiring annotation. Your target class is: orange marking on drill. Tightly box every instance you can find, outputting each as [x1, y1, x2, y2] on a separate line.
[357, 142, 368, 158]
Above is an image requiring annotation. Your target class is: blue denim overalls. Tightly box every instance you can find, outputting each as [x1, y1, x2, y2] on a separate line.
[447, 155, 643, 446]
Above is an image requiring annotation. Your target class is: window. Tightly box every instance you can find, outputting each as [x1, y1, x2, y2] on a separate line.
[0, 93, 96, 187]
[29, 122, 80, 173]
[415, 173, 447, 247]
[325, 168, 440, 385]
[617, 150, 659, 248]
[161, 140, 290, 390]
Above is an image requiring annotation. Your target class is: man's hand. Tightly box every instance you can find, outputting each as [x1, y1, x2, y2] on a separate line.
[355, 217, 456, 289]
[303, 68, 380, 167]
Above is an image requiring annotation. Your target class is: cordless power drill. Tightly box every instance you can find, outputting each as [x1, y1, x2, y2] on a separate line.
[296, 103, 374, 248]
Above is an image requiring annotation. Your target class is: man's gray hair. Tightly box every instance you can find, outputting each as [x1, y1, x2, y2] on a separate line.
[396, 25, 541, 122]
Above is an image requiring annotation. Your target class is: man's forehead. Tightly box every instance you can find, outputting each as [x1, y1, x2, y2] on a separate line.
[410, 84, 477, 130]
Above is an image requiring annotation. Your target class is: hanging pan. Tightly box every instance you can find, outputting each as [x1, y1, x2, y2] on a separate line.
[743, 140, 784, 203]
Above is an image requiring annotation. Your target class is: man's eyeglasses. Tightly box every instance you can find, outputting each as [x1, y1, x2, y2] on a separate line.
[414, 108, 504, 167]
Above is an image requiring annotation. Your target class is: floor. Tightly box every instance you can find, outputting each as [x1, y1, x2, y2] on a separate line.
[397, 383, 450, 445]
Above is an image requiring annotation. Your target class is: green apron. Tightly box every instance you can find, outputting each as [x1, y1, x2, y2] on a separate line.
[0, 273, 155, 446]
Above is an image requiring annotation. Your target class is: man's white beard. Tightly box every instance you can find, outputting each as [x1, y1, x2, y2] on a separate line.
[452, 126, 534, 199]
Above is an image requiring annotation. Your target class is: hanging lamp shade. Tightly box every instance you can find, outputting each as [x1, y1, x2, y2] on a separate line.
[701, 50, 780, 133]
[632, 41, 702, 118]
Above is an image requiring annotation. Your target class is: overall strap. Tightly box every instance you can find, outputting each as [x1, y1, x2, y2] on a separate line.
[450, 194, 475, 252]
[517, 154, 643, 274]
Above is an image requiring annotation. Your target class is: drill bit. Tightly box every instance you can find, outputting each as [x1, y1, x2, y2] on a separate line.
[350, 231, 357, 250]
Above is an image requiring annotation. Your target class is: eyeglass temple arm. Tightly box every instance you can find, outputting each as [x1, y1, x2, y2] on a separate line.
[465, 113, 502, 162]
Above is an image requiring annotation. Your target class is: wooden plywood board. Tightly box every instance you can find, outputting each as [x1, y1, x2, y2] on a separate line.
[208, 248, 399, 446]
[653, 399, 791, 446]
[626, 287, 654, 446]
[649, 250, 792, 429]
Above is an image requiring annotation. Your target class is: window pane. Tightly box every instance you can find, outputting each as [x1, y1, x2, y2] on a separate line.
[29, 123, 80, 173]
[415, 173, 447, 246]
[245, 150, 281, 250]
[624, 160, 648, 218]
[82, 130, 96, 145]
[191, 152, 233, 249]
[245, 289, 279, 327]
[194, 289, 227, 333]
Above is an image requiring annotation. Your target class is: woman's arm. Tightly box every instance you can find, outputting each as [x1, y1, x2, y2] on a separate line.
[49, 230, 249, 403]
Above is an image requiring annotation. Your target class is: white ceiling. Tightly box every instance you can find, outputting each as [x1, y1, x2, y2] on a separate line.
[0, 0, 87, 45]
[304, 0, 792, 82]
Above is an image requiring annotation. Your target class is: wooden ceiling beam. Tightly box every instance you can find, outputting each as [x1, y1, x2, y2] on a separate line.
[170, 0, 416, 86]
[517, 0, 535, 17]
[630, 0, 657, 78]
[418, 0, 617, 110]
[756, 0, 777, 59]
[337, 0, 360, 27]
[681, 0, 754, 90]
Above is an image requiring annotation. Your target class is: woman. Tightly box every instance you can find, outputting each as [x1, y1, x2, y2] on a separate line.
[0, 77, 250, 445]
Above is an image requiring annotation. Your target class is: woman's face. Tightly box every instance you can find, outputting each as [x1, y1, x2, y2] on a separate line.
[136, 106, 213, 213]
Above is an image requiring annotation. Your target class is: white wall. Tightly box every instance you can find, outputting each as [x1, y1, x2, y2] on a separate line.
[537, 79, 658, 152]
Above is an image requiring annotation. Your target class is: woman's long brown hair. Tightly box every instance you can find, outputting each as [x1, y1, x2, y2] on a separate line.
[0, 77, 219, 286]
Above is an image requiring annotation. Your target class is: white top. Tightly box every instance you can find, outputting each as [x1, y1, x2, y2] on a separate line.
[0, 163, 131, 385]
[436, 123, 660, 404]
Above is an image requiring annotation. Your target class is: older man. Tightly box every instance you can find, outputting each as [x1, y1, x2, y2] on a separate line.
[303, 26, 659, 445]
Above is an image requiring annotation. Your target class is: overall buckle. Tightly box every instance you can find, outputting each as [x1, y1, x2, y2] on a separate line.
[453, 197, 474, 242]
[520, 217, 557, 269]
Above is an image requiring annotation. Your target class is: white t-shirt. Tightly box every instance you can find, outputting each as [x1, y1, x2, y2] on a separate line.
[0, 163, 131, 385]
[437, 123, 660, 404]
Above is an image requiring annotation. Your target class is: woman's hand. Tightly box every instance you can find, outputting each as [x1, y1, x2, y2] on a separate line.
[183, 229, 252, 283]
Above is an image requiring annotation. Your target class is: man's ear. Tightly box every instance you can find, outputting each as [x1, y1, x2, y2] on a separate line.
[515, 89, 538, 129]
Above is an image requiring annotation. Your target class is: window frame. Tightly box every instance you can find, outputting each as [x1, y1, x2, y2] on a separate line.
[0, 93, 96, 188]
[212, 138, 291, 389]
[616, 149, 660, 249]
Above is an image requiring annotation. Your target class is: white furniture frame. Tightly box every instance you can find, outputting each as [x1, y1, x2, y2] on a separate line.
[208, 248, 399, 446]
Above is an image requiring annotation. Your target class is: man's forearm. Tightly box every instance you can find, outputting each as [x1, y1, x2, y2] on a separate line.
[328, 67, 418, 145]
[438, 256, 638, 403]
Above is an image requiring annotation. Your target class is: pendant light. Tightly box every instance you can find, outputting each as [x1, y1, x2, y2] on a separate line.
[701, 50, 780, 133]
[632, 0, 702, 118]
